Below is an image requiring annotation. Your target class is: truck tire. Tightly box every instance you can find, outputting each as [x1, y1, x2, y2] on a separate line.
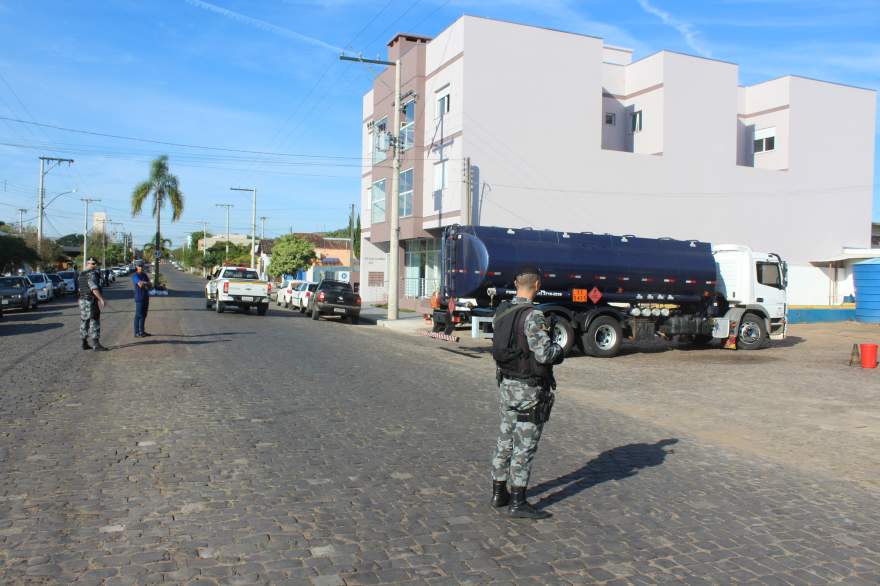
[257, 305, 268, 316]
[549, 314, 576, 356]
[311, 307, 320, 320]
[583, 315, 623, 358]
[215, 299, 224, 314]
[737, 313, 767, 350]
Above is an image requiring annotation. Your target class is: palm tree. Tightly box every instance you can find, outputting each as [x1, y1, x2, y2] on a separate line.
[132, 155, 184, 288]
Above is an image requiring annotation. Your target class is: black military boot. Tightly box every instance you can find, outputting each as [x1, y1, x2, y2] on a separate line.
[491, 480, 510, 508]
[92, 342, 109, 352]
[508, 487, 551, 520]
[81, 338, 90, 350]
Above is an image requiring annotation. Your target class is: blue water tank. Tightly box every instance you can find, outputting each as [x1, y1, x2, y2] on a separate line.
[854, 257, 880, 323]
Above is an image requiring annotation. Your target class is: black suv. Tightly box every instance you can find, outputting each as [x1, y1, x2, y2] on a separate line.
[308, 280, 361, 324]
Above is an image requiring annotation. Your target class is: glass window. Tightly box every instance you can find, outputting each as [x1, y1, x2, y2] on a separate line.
[399, 168, 414, 217]
[605, 112, 616, 126]
[437, 93, 450, 118]
[754, 127, 776, 154]
[631, 110, 643, 132]
[0, 277, 21, 288]
[432, 160, 447, 212]
[224, 269, 259, 279]
[753, 138, 764, 153]
[371, 179, 386, 224]
[400, 101, 415, 150]
[756, 262, 782, 288]
[372, 117, 388, 164]
[28, 274, 45, 283]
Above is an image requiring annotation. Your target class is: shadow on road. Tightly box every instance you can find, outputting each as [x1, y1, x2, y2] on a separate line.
[110, 339, 231, 350]
[0, 310, 65, 322]
[0, 322, 64, 336]
[531, 438, 678, 508]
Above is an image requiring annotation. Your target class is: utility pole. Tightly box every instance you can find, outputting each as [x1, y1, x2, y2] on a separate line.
[215, 203, 233, 260]
[80, 198, 100, 268]
[200, 221, 209, 257]
[349, 203, 356, 262]
[17, 208, 27, 234]
[340, 53, 401, 320]
[231, 187, 257, 268]
[260, 216, 267, 240]
[37, 156, 74, 257]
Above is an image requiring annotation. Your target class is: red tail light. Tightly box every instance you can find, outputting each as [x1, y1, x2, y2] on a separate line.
[223, 282, 229, 294]
[267, 283, 272, 293]
[355, 295, 362, 306]
[317, 291, 326, 302]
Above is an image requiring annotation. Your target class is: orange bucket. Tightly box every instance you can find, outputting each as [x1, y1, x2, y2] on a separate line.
[860, 344, 878, 369]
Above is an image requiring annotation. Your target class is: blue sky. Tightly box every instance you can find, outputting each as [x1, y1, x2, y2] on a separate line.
[0, 0, 877, 248]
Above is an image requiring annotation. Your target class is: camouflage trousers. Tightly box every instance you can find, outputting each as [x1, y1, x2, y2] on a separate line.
[491, 378, 546, 487]
[78, 299, 101, 343]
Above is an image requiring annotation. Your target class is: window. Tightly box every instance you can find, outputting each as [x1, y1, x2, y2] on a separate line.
[437, 92, 450, 118]
[372, 116, 388, 164]
[368, 271, 384, 287]
[631, 110, 643, 133]
[400, 101, 415, 150]
[399, 168, 414, 217]
[433, 160, 447, 211]
[756, 262, 782, 289]
[605, 112, 616, 126]
[754, 127, 776, 153]
[371, 179, 386, 224]
[224, 269, 259, 279]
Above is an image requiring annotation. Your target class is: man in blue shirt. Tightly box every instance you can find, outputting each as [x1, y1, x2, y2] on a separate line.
[132, 261, 152, 337]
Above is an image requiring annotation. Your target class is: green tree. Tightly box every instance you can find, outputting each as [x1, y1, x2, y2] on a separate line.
[323, 213, 360, 259]
[132, 155, 184, 288]
[57, 233, 84, 247]
[143, 238, 173, 264]
[267, 235, 316, 278]
[0, 235, 38, 273]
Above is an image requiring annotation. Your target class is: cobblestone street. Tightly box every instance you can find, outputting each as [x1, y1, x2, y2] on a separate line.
[2, 269, 880, 585]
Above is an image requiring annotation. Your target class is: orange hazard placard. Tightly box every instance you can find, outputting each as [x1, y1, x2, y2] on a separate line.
[572, 288, 588, 303]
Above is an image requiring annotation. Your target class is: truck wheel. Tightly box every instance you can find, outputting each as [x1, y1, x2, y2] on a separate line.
[584, 315, 622, 358]
[549, 315, 576, 356]
[215, 300, 224, 314]
[257, 305, 268, 316]
[311, 307, 320, 320]
[737, 313, 767, 350]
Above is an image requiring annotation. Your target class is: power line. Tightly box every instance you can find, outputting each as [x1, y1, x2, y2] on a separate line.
[0, 116, 367, 159]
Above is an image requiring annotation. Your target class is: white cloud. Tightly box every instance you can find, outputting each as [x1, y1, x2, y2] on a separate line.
[182, 0, 344, 54]
[636, 0, 711, 58]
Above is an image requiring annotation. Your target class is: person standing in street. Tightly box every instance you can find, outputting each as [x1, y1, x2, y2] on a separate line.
[490, 266, 564, 520]
[78, 257, 108, 351]
[132, 260, 152, 337]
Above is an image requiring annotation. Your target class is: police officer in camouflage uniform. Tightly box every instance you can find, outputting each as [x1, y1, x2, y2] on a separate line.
[78, 257, 108, 351]
[490, 266, 564, 519]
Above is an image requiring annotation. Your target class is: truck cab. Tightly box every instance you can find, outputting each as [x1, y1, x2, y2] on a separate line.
[713, 245, 787, 340]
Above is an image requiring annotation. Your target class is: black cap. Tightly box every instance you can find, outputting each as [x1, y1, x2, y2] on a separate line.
[86, 256, 98, 263]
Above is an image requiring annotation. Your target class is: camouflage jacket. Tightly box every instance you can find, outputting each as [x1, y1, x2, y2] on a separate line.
[509, 296, 562, 366]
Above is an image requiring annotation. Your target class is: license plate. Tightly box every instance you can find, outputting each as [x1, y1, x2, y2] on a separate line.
[241, 296, 254, 302]
[333, 308, 346, 314]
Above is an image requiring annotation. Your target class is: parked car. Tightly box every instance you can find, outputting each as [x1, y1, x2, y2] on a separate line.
[307, 279, 361, 323]
[47, 273, 66, 296]
[274, 279, 298, 306]
[57, 270, 78, 295]
[205, 266, 271, 315]
[0, 276, 39, 312]
[280, 280, 304, 308]
[291, 282, 318, 313]
[27, 272, 55, 301]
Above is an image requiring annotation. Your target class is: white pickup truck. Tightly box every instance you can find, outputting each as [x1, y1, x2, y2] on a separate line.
[205, 266, 272, 315]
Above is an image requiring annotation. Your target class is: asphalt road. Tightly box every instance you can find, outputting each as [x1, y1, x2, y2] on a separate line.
[1, 267, 879, 585]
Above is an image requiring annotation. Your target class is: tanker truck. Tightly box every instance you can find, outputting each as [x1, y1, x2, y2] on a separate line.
[431, 225, 788, 358]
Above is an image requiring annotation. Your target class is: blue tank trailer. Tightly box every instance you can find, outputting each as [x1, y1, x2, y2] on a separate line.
[432, 225, 758, 357]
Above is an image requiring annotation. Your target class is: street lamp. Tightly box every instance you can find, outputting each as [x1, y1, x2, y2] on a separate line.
[44, 188, 77, 210]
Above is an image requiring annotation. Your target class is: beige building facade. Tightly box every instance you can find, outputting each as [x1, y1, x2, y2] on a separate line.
[359, 16, 876, 307]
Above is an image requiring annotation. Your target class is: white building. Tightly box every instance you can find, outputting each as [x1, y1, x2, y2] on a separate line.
[92, 212, 108, 235]
[358, 16, 877, 307]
